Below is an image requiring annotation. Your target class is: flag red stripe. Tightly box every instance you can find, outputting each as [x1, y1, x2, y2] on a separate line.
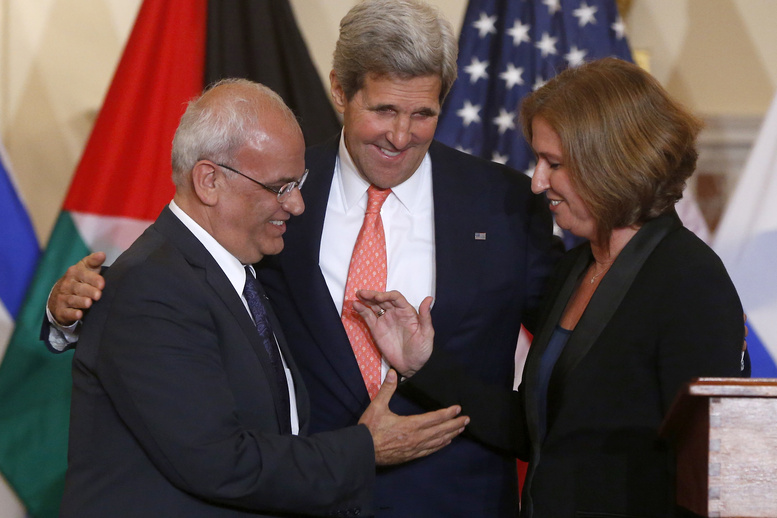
[63, 0, 207, 220]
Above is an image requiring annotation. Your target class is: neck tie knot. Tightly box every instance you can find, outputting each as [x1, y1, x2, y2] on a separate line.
[366, 185, 391, 214]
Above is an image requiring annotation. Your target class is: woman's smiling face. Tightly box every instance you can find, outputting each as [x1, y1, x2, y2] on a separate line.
[530, 116, 597, 243]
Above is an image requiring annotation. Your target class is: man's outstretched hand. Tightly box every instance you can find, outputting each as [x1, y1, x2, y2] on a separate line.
[359, 370, 468, 466]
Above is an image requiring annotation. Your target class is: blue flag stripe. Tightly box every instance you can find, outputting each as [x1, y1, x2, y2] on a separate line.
[745, 322, 777, 377]
[0, 146, 40, 318]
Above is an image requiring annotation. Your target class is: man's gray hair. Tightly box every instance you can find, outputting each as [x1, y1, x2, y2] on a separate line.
[171, 78, 298, 186]
[333, 0, 458, 103]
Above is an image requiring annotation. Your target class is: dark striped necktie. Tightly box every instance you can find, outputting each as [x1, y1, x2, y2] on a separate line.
[243, 266, 291, 434]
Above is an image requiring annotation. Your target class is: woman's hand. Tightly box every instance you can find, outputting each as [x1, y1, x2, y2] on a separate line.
[353, 290, 435, 377]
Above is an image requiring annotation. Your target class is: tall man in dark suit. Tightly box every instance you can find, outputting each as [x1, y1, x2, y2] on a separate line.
[47, 1, 561, 515]
[58, 79, 467, 517]
[257, 1, 560, 515]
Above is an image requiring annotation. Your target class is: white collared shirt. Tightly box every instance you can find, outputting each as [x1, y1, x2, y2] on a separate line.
[319, 133, 436, 383]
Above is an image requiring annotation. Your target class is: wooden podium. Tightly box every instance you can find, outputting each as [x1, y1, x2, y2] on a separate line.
[660, 378, 777, 518]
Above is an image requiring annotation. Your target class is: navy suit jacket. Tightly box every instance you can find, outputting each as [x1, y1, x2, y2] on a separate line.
[401, 212, 747, 518]
[258, 135, 560, 517]
[61, 207, 375, 517]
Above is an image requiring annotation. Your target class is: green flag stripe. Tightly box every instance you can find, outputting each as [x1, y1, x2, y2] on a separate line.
[0, 211, 90, 518]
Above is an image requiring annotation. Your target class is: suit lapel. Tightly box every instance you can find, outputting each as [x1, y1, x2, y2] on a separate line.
[427, 142, 490, 347]
[523, 247, 590, 449]
[155, 207, 295, 431]
[278, 136, 370, 405]
[524, 212, 679, 450]
[552, 213, 679, 384]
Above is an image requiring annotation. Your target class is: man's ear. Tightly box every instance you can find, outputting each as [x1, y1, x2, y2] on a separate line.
[330, 70, 347, 115]
[191, 161, 219, 206]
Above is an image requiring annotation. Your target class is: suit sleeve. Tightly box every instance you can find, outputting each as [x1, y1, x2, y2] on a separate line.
[653, 239, 746, 412]
[40, 316, 70, 353]
[399, 348, 529, 459]
[521, 187, 564, 334]
[94, 260, 375, 516]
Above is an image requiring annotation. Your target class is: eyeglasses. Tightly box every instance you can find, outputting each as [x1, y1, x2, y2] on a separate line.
[215, 162, 308, 203]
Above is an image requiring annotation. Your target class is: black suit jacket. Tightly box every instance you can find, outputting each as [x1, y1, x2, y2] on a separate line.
[61, 207, 375, 517]
[403, 212, 747, 518]
[258, 136, 560, 517]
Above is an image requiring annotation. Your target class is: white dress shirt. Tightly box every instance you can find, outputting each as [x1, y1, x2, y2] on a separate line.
[319, 134, 436, 383]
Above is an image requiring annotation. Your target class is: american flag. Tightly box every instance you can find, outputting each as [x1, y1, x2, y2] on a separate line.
[436, 0, 632, 177]
[713, 92, 777, 377]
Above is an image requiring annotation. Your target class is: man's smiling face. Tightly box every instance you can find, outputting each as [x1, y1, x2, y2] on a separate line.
[332, 73, 441, 189]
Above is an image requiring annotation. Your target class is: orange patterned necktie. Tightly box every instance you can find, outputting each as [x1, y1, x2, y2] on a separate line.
[341, 185, 391, 399]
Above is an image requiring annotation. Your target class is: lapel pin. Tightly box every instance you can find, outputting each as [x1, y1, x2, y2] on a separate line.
[475, 232, 486, 240]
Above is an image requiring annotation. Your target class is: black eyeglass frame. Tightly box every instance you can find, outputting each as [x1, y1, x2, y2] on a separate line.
[212, 162, 308, 202]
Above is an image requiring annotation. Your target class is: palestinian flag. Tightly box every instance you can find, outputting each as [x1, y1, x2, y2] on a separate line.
[0, 1, 338, 516]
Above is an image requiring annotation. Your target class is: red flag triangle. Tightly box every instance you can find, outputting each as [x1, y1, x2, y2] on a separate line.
[63, 0, 206, 220]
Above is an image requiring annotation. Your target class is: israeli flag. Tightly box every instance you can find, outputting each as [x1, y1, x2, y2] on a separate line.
[714, 93, 777, 377]
[0, 143, 40, 355]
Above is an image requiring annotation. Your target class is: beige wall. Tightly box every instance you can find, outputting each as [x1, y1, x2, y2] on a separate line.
[1, 0, 143, 244]
[1, 0, 776, 243]
[627, 0, 777, 116]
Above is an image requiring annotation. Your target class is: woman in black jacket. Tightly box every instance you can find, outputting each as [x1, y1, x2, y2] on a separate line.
[354, 57, 746, 518]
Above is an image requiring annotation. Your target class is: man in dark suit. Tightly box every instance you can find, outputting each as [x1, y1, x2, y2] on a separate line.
[47, 1, 560, 515]
[255, 1, 560, 515]
[58, 79, 468, 517]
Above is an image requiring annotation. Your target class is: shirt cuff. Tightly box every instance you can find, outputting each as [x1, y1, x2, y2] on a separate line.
[45, 298, 81, 351]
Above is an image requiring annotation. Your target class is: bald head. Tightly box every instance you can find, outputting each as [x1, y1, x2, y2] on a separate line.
[170, 79, 307, 264]
[171, 79, 302, 188]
